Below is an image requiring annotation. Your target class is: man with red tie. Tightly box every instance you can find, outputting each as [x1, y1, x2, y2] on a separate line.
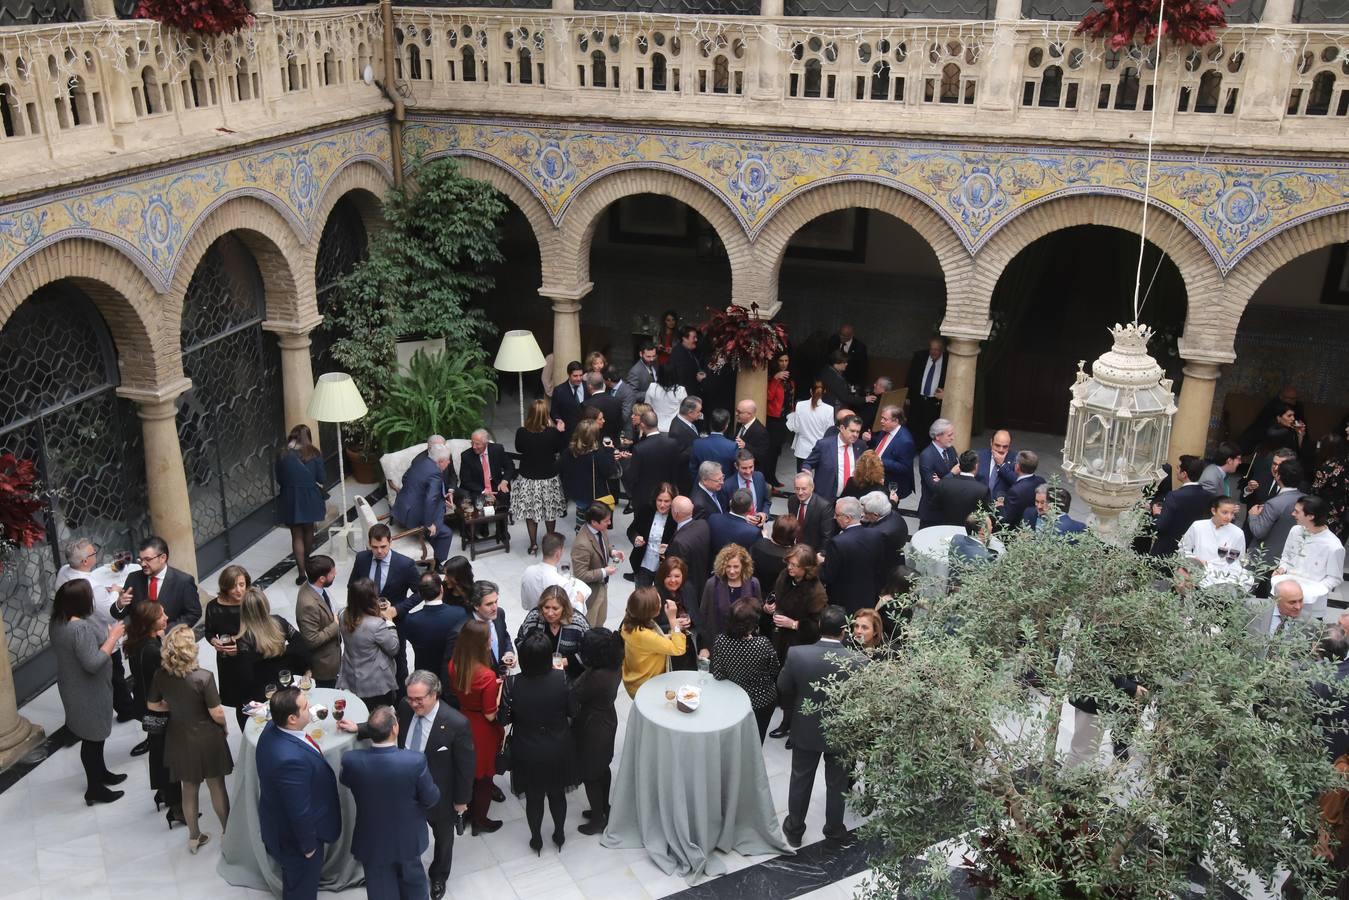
[803, 414, 864, 503]
[720, 450, 770, 525]
[112, 535, 201, 633]
[787, 471, 836, 551]
[456, 428, 517, 504]
[869, 405, 916, 500]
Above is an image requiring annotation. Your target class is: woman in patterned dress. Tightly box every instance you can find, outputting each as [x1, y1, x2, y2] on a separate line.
[710, 598, 781, 742]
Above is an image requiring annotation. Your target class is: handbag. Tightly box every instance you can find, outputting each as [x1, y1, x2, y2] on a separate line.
[142, 711, 169, 735]
[496, 673, 515, 727]
[591, 456, 616, 511]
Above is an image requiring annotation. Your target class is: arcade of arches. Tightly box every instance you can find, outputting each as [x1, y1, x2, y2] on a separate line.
[1, 159, 1348, 711]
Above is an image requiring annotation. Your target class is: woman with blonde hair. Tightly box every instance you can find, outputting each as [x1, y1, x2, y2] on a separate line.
[559, 418, 618, 528]
[841, 449, 886, 499]
[234, 586, 308, 708]
[338, 577, 399, 709]
[147, 625, 232, 854]
[698, 544, 762, 658]
[584, 350, 607, 375]
[203, 564, 251, 727]
[517, 584, 591, 676]
[514, 397, 569, 554]
[789, 381, 834, 470]
[849, 608, 886, 656]
[619, 588, 687, 697]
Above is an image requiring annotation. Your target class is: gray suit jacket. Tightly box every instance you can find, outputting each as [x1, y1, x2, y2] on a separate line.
[295, 583, 342, 681]
[1248, 487, 1305, 560]
[1245, 599, 1313, 640]
[338, 615, 400, 698]
[775, 638, 867, 754]
[1198, 463, 1230, 497]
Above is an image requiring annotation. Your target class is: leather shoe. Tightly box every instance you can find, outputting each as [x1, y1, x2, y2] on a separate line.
[490, 784, 505, 803]
[431, 879, 447, 900]
[129, 738, 150, 757]
[115, 710, 136, 724]
[782, 819, 804, 848]
[622, 573, 635, 582]
[768, 725, 790, 739]
[471, 818, 502, 836]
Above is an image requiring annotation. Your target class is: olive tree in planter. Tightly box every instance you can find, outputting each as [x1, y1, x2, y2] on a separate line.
[323, 156, 506, 466]
[822, 527, 1345, 898]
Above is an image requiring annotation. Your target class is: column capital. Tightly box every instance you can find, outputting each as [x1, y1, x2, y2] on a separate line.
[939, 319, 993, 342]
[1177, 338, 1236, 367]
[117, 378, 192, 410]
[263, 316, 323, 337]
[1180, 361, 1223, 382]
[539, 282, 593, 302]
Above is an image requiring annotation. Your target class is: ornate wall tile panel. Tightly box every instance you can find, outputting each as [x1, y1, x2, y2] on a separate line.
[0, 117, 393, 293]
[405, 115, 1349, 275]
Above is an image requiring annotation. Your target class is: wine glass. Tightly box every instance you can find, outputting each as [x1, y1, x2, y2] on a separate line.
[299, 673, 313, 693]
[552, 653, 565, 670]
[279, 669, 293, 689]
[315, 705, 329, 721]
[265, 683, 278, 701]
[333, 697, 346, 723]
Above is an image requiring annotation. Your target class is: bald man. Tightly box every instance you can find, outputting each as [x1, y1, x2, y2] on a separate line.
[975, 429, 1017, 501]
[731, 399, 771, 480]
[665, 496, 711, 599]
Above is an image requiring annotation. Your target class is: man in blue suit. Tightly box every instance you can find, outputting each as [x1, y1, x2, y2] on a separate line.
[709, 490, 765, 556]
[340, 705, 440, 900]
[1023, 485, 1087, 535]
[689, 408, 738, 481]
[804, 413, 864, 503]
[1000, 450, 1046, 529]
[869, 405, 916, 500]
[392, 444, 454, 564]
[917, 418, 960, 528]
[350, 523, 421, 695]
[1149, 455, 1212, 558]
[402, 573, 466, 675]
[975, 429, 1017, 502]
[720, 451, 770, 521]
[256, 687, 341, 900]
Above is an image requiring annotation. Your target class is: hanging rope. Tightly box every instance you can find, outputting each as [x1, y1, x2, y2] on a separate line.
[1131, 0, 1166, 326]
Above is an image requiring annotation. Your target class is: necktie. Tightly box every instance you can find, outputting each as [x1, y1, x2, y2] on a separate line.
[742, 477, 755, 515]
[1272, 614, 1283, 636]
[841, 444, 852, 489]
[798, 503, 806, 525]
[574, 385, 583, 404]
[410, 714, 425, 754]
[922, 359, 936, 398]
[488, 619, 499, 659]
[480, 452, 492, 492]
[306, 734, 322, 753]
[321, 589, 333, 615]
[876, 431, 891, 457]
[989, 460, 998, 490]
[374, 557, 385, 592]
[148, 574, 159, 603]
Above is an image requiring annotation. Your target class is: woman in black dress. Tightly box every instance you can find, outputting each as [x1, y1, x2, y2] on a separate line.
[202, 565, 251, 729]
[442, 556, 475, 608]
[572, 627, 624, 835]
[654, 556, 698, 670]
[750, 515, 798, 606]
[558, 419, 619, 529]
[125, 600, 183, 825]
[515, 399, 569, 554]
[276, 424, 327, 585]
[766, 545, 828, 740]
[234, 587, 309, 706]
[510, 632, 578, 854]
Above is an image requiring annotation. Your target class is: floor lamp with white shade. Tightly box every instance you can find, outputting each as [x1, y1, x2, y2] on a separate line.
[494, 330, 546, 426]
[307, 372, 368, 558]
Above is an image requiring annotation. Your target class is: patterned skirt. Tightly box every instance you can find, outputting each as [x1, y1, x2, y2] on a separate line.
[513, 475, 569, 521]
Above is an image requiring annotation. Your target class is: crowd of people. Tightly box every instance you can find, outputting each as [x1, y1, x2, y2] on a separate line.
[42, 317, 1349, 900]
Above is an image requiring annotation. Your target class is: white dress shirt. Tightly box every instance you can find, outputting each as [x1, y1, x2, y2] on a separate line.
[282, 726, 322, 752]
[920, 355, 945, 398]
[408, 701, 439, 754]
[836, 438, 852, 496]
[641, 511, 669, 572]
[1273, 526, 1346, 605]
[520, 561, 590, 611]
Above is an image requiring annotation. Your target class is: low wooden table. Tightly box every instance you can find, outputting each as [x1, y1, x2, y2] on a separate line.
[459, 509, 511, 560]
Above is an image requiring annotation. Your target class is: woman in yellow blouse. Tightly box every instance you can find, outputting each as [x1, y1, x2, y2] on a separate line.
[619, 587, 687, 697]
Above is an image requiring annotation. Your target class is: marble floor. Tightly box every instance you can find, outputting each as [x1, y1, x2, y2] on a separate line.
[2, 412, 1288, 900]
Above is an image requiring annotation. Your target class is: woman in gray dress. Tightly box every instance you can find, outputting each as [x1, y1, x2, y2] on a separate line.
[338, 577, 399, 708]
[147, 624, 233, 854]
[50, 579, 127, 805]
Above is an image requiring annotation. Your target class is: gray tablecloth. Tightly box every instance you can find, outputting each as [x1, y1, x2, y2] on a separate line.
[217, 689, 369, 894]
[601, 671, 792, 883]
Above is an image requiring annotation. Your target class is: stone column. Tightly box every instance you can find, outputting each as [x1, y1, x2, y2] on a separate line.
[1170, 360, 1222, 467]
[120, 382, 199, 580]
[978, 0, 1023, 112]
[941, 337, 982, 452]
[0, 608, 44, 769]
[264, 320, 321, 445]
[1239, 0, 1296, 123]
[735, 366, 769, 425]
[540, 282, 592, 388]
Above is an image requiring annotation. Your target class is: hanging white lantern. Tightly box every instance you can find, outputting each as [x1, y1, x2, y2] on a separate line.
[1061, 323, 1177, 533]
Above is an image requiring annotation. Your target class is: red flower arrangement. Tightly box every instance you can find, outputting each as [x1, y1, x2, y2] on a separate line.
[0, 453, 45, 557]
[135, 0, 253, 36]
[698, 303, 788, 372]
[1077, 0, 1232, 51]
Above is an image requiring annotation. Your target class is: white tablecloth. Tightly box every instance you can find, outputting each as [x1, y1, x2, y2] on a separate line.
[909, 525, 1005, 592]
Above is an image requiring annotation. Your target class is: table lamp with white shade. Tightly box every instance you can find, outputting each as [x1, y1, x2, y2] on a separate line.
[307, 373, 368, 556]
[494, 330, 546, 425]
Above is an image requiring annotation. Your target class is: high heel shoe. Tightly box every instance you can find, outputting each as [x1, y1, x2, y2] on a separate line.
[529, 834, 543, 856]
[188, 833, 211, 854]
[153, 790, 165, 812]
[552, 830, 565, 851]
[166, 807, 189, 829]
[85, 787, 124, 806]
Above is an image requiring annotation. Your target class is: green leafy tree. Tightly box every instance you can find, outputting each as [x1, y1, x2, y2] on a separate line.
[324, 155, 506, 446]
[822, 527, 1346, 899]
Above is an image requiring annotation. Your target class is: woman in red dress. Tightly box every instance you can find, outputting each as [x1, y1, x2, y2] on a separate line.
[448, 619, 504, 834]
[655, 309, 679, 367]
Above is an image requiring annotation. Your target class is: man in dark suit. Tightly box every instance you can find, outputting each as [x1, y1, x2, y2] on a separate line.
[931, 450, 992, 527]
[602, 366, 638, 442]
[114, 535, 201, 632]
[409, 435, 459, 497]
[669, 395, 703, 496]
[975, 429, 1017, 502]
[456, 429, 516, 504]
[1023, 486, 1088, 535]
[624, 342, 660, 398]
[869, 405, 916, 500]
[339, 671, 474, 900]
[692, 461, 727, 521]
[296, 555, 341, 688]
[1311, 626, 1349, 763]
[689, 408, 738, 481]
[256, 688, 341, 900]
[820, 497, 888, 612]
[720, 450, 769, 520]
[391, 444, 454, 563]
[339, 706, 440, 900]
[860, 491, 909, 570]
[906, 336, 948, 450]
[777, 605, 867, 846]
[668, 326, 707, 394]
[788, 471, 836, 551]
[1149, 455, 1212, 558]
[624, 410, 682, 515]
[350, 523, 420, 694]
[804, 413, 864, 503]
[858, 376, 893, 432]
[582, 371, 623, 446]
[1000, 450, 1046, 529]
[709, 490, 765, 557]
[826, 323, 869, 390]
[445, 580, 516, 676]
[818, 351, 859, 411]
[667, 497, 712, 605]
[731, 399, 771, 473]
[402, 573, 461, 675]
[916, 418, 959, 528]
[550, 361, 587, 434]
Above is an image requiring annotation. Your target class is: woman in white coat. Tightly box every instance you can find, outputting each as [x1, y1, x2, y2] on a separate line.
[787, 380, 834, 471]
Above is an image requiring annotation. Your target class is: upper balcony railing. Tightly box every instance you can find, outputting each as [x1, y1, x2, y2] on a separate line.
[0, 0, 1346, 189]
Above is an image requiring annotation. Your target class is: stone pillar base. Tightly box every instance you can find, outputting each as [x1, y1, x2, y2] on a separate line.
[0, 717, 45, 770]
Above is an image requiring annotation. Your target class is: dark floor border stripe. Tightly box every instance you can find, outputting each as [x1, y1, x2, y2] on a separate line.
[252, 485, 387, 591]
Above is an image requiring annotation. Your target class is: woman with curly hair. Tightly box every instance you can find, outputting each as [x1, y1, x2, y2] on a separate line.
[147, 625, 232, 854]
[697, 543, 762, 660]
[840, 448, 887, 500]
[765, 544, 828, 740]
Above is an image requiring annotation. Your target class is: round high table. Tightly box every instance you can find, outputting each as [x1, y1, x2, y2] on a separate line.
[908, 525, 1006, 593]
[217, 688, 369, 893]
[601, 671, 793, 884]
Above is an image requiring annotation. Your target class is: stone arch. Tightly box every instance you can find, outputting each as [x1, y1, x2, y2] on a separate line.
[430, 154, 557, 270]
[751, 178, 972, 324]
[972, 193, 1225, 353]
[0, 237, 168, 392]
[553, 167, 752, 297]
[301, 160, 391, 326]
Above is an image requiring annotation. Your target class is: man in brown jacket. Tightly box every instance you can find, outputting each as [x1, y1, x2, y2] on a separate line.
[571, 505, 624, 628]
[296, 554, 342, 687]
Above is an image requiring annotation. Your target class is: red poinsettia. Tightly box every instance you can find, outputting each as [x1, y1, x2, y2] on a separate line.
[135, 0, 253, 36]
[1077, 0, 1232, 51]
[698, 303, 788, 373]
[0, 453, 45, 551]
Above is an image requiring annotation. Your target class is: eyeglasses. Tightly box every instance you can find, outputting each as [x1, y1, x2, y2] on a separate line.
[80, 543, 101, 562]
[137, 552, 164, 565]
